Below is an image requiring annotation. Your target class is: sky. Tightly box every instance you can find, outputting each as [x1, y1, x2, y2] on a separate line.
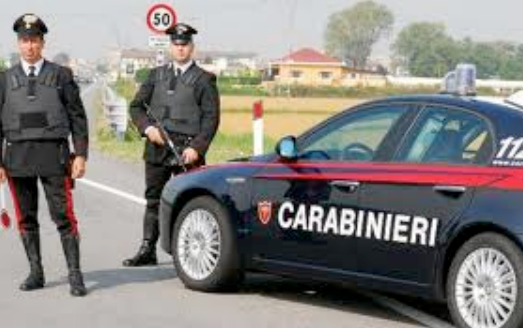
[0, 0, 522, 61]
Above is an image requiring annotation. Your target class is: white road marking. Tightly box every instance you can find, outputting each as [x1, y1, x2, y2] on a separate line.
[77, 178, 146, 205]
[81, 81, 453, 328]
[364, 291, 456, 328]
[77, 83, 146, 205]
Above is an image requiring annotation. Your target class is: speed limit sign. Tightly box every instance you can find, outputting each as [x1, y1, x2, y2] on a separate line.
[146, 3, 177, 34]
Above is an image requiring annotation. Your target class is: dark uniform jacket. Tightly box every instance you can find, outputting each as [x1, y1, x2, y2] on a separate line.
[0, 61, 89, 177]
[130, 62, 220, 165]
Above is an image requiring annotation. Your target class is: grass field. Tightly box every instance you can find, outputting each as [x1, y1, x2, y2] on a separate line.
[221, 95, 363, 112]
[220, 95, 364, 137]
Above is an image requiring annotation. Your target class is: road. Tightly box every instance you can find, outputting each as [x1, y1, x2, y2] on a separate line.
[0, 82, 455, 328]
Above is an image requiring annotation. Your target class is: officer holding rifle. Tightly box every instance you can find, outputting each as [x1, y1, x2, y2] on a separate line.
[123, 23, 220, 267]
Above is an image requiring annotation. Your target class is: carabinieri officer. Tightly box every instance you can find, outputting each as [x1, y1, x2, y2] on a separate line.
[0, 13, 89, 296]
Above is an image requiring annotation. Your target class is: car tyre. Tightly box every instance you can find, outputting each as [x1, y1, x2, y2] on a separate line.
[447, 233, 523, 328]
[172, 196, 243, 292]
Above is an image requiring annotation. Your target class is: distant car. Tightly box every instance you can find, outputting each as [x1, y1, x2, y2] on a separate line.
[159, 93, 523, 328]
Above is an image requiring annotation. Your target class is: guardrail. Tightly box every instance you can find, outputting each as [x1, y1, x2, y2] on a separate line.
[101, 83, 128, 140]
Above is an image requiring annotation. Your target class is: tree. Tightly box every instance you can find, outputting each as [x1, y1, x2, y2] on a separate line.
[393, 22, 459, 77]
[324, 0, 394, 69]
[0, 58, 6, 71]
[393, 23, 523, 79]
[134, 67, 151, 84]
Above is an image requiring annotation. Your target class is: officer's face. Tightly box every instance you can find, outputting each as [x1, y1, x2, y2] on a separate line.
[17, 35, 45, 64]
[171, 42, 194, 64]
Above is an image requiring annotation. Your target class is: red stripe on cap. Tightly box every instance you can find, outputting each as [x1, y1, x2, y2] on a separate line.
[64, 177, 79, 235]
[7, 177, 24, 232]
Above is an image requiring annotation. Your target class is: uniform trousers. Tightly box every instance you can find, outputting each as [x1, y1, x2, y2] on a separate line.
[143, 162, 185, 242]
[8, 175, 78, 236]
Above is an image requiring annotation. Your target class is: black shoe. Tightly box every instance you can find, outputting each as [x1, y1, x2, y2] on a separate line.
[69, 270, 87, 297]
[19, 270, 45, 291]
[122, 241, 158, 267]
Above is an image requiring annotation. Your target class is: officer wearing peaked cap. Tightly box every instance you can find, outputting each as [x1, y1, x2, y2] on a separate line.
[13, 13, 49, 36]
[166, 23, 198, 44]
[124, 23, 220, 267]
[0, 13, 89, 296]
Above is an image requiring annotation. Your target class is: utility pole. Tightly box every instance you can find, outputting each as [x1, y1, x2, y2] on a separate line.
[285, 0, 298, 97]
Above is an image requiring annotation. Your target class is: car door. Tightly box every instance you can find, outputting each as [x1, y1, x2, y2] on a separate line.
[250, 103, 417, 271]
[354, 105, 496, 285]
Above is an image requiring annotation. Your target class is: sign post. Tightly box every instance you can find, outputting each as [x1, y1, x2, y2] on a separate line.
[146, 3, 177, 66]
[253, 100, 264, 155]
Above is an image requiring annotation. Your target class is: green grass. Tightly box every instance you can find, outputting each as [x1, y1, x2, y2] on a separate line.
[206, 132, 277, 164]
[96, 125, 143, 162]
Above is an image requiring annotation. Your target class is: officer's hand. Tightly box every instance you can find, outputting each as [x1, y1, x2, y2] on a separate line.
[0, 167, 6, 183]
[71, 156, 86, 179]
[146, 127, 165, 146]
[182, 147, 199, 164]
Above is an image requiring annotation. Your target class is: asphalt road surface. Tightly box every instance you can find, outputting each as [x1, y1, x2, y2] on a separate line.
[0, 82, 456, 328]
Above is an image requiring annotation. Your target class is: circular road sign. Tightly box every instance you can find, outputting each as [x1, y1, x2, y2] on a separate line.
[146, 3, 177, 34]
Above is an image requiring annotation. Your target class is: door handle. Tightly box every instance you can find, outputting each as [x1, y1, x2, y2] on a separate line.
[433, 185, 467, 196]
[330, 180, 360, 193]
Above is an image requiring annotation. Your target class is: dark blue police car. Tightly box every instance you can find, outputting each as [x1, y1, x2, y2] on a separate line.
[159, 87, 523, 328]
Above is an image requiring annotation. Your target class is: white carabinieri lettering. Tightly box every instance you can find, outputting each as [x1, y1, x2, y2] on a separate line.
[276, 201, 439, 247]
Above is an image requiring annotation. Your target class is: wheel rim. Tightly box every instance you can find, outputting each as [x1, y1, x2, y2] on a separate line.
[455, 247, 518, 328]
[177, 209, 221, 281]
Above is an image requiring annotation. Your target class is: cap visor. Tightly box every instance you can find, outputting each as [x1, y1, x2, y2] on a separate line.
[17, 30, 43, 37]
[172, 39, 190, 45]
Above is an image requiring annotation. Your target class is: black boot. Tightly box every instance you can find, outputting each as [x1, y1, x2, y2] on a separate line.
[122, 240, 158, 267]
[123, 211, 159, 267]
[19, 232, 45, 291]
[61, 233, 87, 297]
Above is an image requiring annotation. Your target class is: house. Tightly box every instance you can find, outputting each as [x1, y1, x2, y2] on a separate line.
[194, 50, 258, 75]
[269, 47, 387, 87]
[270, 48, 345, 86]
[110, 48, 258, 79]
[342, 67, 387, 88]
[118, 48, 157, 78]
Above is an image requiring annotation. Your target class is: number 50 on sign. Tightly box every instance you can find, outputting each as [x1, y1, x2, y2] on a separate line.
[146, 3, 177, 34]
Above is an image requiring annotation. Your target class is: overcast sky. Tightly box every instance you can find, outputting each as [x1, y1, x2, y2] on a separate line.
[1, 0, 522, 61]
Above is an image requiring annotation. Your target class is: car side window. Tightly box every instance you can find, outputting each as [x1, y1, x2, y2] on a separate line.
[298, 106, 408, 162]
[396, 106, 493, 164]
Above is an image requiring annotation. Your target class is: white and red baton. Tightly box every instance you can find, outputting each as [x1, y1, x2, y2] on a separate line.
[0, 182, 11, 229]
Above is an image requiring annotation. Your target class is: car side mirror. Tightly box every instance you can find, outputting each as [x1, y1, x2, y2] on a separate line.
[275, 136, 298, 160]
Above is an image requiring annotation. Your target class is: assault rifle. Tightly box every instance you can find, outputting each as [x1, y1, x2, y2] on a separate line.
[143, 103, 187, 172]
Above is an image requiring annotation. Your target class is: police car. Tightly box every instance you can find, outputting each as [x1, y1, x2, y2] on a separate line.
[159, 66, 523, 328]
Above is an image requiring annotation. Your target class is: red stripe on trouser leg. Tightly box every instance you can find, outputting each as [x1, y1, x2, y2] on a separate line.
[64, 177, 79, 235]
[7, 177, 24, 232]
